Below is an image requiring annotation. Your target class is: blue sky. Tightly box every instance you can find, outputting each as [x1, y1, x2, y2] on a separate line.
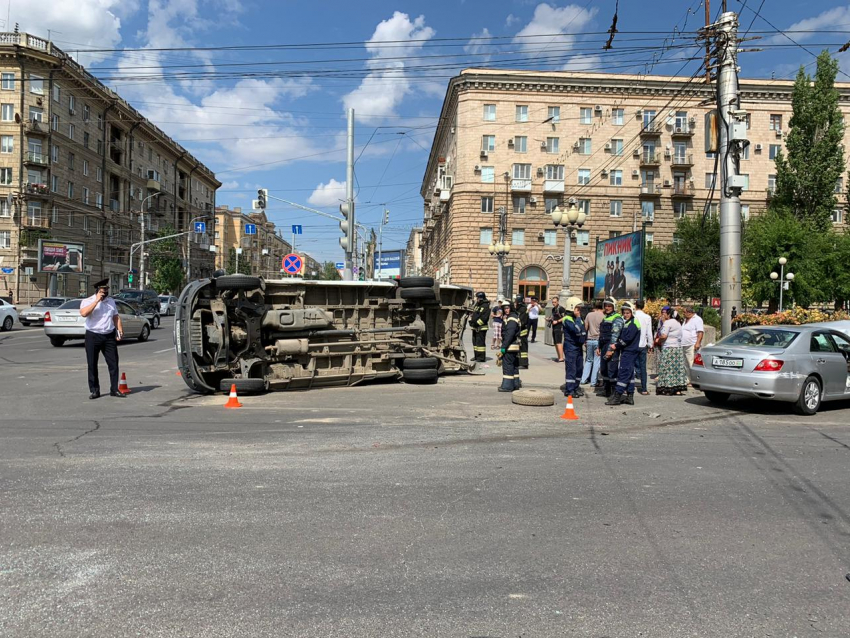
[9, 0, 850, 262]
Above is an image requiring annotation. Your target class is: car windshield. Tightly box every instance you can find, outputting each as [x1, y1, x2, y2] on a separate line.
[34, 298, 65, 307]
[58, 300, 83, 310]
[720, 328, 800, 348]
[159, 296, 170, 303]
[116, 291, 141, 300]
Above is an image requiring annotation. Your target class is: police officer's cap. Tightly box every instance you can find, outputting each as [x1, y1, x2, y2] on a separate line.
[475, 291, 486, 299]
[514, 294, 523, 303]
[93, 278, 110, 289]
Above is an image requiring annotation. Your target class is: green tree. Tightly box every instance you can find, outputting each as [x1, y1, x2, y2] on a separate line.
[225, 248, 238, 275]
[774, 51, 845, 232]
[643, 244, 677, 299]
[148, 225, 184, 294]
[825, 230, 850, 309]
[668, 214, 720, 304]
[317, 261, 341, 281]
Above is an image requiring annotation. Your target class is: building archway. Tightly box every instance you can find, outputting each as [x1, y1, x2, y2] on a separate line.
[583, 267, 596, 302]
[518, 265, 548, 302]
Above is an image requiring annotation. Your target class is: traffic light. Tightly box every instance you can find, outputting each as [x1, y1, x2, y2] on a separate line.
[257, 188, 268, 209]
[383, 209, 389, 225]
[339, 201, 353, 251]
[128, 273, 134, 284]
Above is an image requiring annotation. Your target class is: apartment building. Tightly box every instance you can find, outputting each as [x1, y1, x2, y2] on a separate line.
[0, 32, 220, 304]
[419, 68, 850, 301]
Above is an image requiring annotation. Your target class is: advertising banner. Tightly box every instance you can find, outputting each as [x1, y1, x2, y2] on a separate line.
[38, 240, 85, 274]
[374, 250, 404, 279]
[594, 231, 643, 300]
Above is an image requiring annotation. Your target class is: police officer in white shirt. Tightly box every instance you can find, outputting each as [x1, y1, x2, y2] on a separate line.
[79, 278, 125, 399]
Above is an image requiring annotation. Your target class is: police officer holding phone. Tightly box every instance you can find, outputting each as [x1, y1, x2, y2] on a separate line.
[79, 278, 125, 399]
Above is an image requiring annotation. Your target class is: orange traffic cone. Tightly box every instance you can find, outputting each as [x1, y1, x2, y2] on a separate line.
[117, 372, 130, 395]
[224, 384, 242, 409]
[560, 395, 579, 421]
[176, 370, 182, 376]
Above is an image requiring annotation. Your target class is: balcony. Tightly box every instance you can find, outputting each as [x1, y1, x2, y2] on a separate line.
[543, 179, 565, 193]
[640, 120, 662, 136]
[640, 152, 660, 166]
[24, 151, 49, 166]
[671, 124, 694, 137]
[24, 182, 51, 196]
[671, 183, 695, 197]
[25, 119, 47, 135]
[640, 183, 661, 196]
[439, 188, 451, 202]
[22, 216, 50, 229]
[671, 153, 694, 167]
[511, 178, 532, 192]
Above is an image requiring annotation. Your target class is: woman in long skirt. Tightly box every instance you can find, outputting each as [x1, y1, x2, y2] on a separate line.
[655, 306, 688, 395]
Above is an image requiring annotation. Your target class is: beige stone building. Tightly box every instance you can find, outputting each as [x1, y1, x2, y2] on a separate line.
[405, 227, 423, 276]
[419, 68, 850, 301]
[0, 32, 220, 304]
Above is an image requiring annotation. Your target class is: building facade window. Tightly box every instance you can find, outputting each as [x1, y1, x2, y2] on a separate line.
[610, 138, 623, 155]
[96, 167, 103, 182]
[481, 196, 494, 213]
[548, 106, 560, 122]
[642, 201, 655, 219]
[610, 200, 622, 217]
[578, 168, 590, 185]
[52, 83, 60, 102]
[0, 135, 11, 153]
[96, 193, 103, 209]
[740, 174, 749, 190]
[483, 104, 496, 121]
[0, 167, 11, 185]
[68, 123, 75, 140]
[769, 114, 782, 131]
[609, 169, 622, 186]
[479, 228, 493, 245]
[741, 204, 750, 221]
[29, 74, 44, 95]
[645, 232, 654, 247]
[544, 229, 557, 246]
[514, 135, 527, 153]
[0, 230, 10, 249]
[0, 104, 13, 121]
[768, 174, 777, 191]
[83, 187, 90, 205]
[546, 164, 564, 180]
[51, 114, 58, 130]
[480, 166, 494, 183]
[577, 199, 590, 217]
[576, 230, 590, 246]
[705, 173, 716, 189]
[83, 160, 89, 176]
[513, 196, 527, 215]
[674, 201, 688, 218]
[481, 135, 496, 152]
[769, 144, 781, 160]
[612, 108, 624, 125]
[577, 138, 590, 154]
[0, 73, 13, 90]
[515, 105, 528, 122]
[512, 229, 525, 245]
[545, 197, 559, 213]
[833, 209, 844, 224]
[579, 107, 592, 124]
[0, 200, 9, 217]
[68, 153, 75, 170]
[513, 163, 532, 180]
[68, 182, 74, 198]
[547, 137, 560, 154]
[51, 175, 59, 192]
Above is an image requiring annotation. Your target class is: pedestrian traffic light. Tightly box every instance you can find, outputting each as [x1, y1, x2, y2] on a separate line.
[128, 273, 134, 284]
[339, 201, 353, 251]
[257, 188, 267, 209]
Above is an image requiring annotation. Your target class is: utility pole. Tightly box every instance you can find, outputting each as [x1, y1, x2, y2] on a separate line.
[138, 212, 145, 290]
[714, 11, 745, 335]
[343, 108, 356, 280]
[378, 208, 388, 279]
[704, 0, 712, 85]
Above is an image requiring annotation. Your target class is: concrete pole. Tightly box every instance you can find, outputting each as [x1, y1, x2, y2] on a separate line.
[497, 254, 503, 298]
[138, 212, 145, 290]
[717, 11, 742, 335]
[559, 226, 572, 300]
[344, 108, 355, 280]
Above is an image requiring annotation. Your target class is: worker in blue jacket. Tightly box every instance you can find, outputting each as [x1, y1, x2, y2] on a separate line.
[605, 301, 641, 406]
[596, 297, 624, 398]
[562, 298, 587, 398]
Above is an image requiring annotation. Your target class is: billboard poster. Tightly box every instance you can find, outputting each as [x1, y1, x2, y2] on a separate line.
[374, 250, 404, 279]
[38, 240, 85, 274]
[594, 231, 643, 300]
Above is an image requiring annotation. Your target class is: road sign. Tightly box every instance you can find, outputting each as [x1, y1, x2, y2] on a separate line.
[194, 221, 206, 234]
[335, 261, 345, 278]
[244, 224, 257, 235]
[1, 267, 14, 274]
[710, 297, 721, 308]
[282, 253, 303, 275]
[291, 224, 302, 235]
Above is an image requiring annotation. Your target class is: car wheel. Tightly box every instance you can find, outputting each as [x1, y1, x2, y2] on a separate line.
[402, 356, 439, 370]
[152, 314, 161, 329]
[399, 276, 435, 288]
[794, 375, 822, 416]
[1, 316, 12, 331]
[137, 324, 150, 342]
[214, 274, 263, 292]
[512, 389, 555, 406]
[49, 336, 65, 347]
[402, 368, 439, 383]
[400, 287, 437, 301]
[218, 378, 268, 394]
[704, 390, 730, 405]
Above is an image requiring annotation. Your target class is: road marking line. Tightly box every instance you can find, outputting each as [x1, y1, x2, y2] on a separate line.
[155, 348, 174, 354]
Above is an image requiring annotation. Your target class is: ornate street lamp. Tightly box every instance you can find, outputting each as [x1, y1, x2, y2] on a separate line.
[550, 197, 587, 300]
[488, 238, 511, 298]
[770, 257, 794, 312]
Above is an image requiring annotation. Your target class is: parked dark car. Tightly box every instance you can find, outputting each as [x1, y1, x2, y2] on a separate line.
[115, 289, 161, 328]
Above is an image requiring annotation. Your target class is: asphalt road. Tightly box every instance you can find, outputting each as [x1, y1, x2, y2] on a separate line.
[2, 318, 850, 637]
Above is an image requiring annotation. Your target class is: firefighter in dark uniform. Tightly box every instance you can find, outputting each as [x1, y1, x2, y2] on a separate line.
[470, 291, 489, 363]
[514, 294, 530, 369]
[595, 297, 624, 398]
[605, 301, 641, 406]
[562, 298, 587, 398]
[499, 300, 522, 392]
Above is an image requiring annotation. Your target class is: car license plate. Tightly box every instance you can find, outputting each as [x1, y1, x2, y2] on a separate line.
[56, 316, 76, 322]
[712, 356, 743, 369]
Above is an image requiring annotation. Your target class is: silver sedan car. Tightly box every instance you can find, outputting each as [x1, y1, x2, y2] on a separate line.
[18, 297, 71, 325]
[690, 324, 850, 415]
[43, 298, 151, 347]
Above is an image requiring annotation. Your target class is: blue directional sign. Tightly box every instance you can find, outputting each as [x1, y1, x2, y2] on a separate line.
[244, 223, 257, 235]
[291, 224, 303, 235]
[282, 253, 303, 275]
[194, 221, 206, 234]
[1, 267, 14, 274]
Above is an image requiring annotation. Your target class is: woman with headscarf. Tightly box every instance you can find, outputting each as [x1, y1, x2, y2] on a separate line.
[654, 306, 688, 396]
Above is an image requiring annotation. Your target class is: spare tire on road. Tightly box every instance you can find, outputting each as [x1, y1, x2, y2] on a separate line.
[511, 389, 555, 406]
[214, 274, 263, 292]
[399, 276, 434, 288]
[400, 287, 437, 301]
[402, 356, 439, 370]
[402, 368, 439, 383]
[219, 377, 268, 394]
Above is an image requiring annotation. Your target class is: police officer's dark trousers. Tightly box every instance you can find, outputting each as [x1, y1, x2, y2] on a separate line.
[500, 351, 520, 391]
[472, 328, 487, 362]
[564, 345, 583, 396]
[85, 329, 120, 394]
[614, 349, 637, 396]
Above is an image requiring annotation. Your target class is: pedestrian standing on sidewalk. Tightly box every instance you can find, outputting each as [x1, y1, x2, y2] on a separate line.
[681, 306, 705, 374]
[581, 300, 604, 386]
[655, 306, 687, 396]
[79, 278, 125, 400]
[528, 298, 540, 343]
[499, 301, 521, 392]
[490, 298, 503, 350]
[470, 291, 489, 362]
[549, 296, 567, 362]
[605, 302, 640, 406]
[562, 299, 587, 398]
[633, 300, 654, 395]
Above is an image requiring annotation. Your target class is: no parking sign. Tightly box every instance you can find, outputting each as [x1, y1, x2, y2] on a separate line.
[282, 253, 303, 275]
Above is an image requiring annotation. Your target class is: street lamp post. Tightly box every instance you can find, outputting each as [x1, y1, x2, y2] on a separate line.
[137, 191, 160, 289]
[550, 197, 587, 300]
[770, 257, 795, 312]
[488, 205, 510, 297]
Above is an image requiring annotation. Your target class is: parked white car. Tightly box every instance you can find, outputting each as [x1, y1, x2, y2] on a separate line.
[159, 295, 177, 316]
[0, 298, 18, 331]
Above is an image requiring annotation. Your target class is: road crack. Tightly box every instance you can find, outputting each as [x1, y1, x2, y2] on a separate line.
[53, 420, 101, 458]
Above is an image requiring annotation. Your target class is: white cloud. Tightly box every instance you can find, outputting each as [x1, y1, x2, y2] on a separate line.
[9, 0, 138, 64]
[763, 6, 850, 45]
[464, 28, 493, 60]
[307, 179, 347, 207]
[505, 14, 521, 27]
[220, 180, 240, 190]
[514, 3, 598, 52]
[562, 54, 602, 71]
[342, 12, 436, 123]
